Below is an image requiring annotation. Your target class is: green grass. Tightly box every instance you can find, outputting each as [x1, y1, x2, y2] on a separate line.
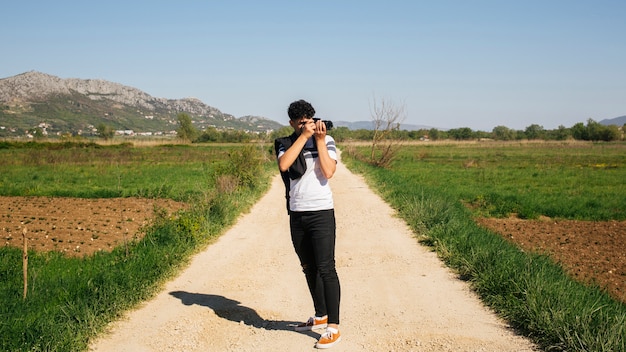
[342, 141, 626, 352]
[389, 141, 626, 220]
[0, 141, 275, 352]
[0, 141, 251, 200]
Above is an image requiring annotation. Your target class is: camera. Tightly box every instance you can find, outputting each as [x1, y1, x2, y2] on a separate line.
[313, 117, 334, 130]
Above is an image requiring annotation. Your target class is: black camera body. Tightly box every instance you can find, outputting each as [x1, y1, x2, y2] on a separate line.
[313, 117, 334, 130]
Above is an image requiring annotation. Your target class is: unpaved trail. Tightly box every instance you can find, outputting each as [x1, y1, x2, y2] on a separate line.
[89, 157, 538, 352]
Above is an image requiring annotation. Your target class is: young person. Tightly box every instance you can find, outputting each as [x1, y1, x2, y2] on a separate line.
[274, 99, 341, 349]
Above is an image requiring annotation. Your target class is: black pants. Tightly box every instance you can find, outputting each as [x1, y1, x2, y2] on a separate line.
[290, 209, 341, 325]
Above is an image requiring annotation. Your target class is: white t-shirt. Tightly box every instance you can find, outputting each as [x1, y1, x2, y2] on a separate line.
[277, 135, 337, 212]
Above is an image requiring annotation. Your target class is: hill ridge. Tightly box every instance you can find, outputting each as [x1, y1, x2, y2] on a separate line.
[0, 71, 283, 136]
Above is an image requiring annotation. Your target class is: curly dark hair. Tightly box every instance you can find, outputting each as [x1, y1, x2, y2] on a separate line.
[287, 99, 316, 121]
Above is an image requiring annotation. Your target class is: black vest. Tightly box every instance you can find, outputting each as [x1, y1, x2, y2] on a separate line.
[274, 133, 308, 214]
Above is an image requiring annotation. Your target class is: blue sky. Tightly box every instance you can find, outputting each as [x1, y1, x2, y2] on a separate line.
[2, 0, 625, 131]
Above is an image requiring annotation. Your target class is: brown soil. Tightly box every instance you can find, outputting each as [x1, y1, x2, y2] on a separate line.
[476, 216, 626, 303]
[1, 196, 186, 257]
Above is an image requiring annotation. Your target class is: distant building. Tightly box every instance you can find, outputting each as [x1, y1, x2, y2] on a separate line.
[115, 130, 135, 136]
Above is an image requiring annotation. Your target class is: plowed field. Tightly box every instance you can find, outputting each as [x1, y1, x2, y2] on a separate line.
[2, 196, 624, 304]
[477, 216, 626, 303]
[1, 196, 186, 257]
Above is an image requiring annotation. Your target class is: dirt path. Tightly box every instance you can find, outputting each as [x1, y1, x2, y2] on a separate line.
[89, 158, 538, 352]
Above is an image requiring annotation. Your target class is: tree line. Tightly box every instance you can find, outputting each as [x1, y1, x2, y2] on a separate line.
[96, 113, 623, 143]
[322, 119, 623, 142]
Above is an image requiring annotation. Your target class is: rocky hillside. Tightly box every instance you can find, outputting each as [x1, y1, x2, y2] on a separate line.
[0, 71, 283, 137]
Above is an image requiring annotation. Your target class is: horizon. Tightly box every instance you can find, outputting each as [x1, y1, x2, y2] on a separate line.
[1, 1, 624, 131]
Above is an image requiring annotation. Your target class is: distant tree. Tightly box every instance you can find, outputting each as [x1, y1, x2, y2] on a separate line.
[96, 123, 115, 140]
[585, 119, 603, 141]
[222, 130, 252, 143]
[524, 124, 545, 140]
[476, 130, 492, 139]
[428, 128, 440, 140]
[269, 126, 293, 142]
[569, 119, 621, 141]
[329, 126, 351, 142]
[393, 129, 410, 140]
[176, 113, 198, 142]
[492, 126, 515, 140]
[448, 127, 474, 140]
[353, 129, 374, 140]
[437, 130, 450, 140]
[599, 125, 621, 141]
[196, 127, 220, 142]
[571, 122, 586, 140]
[551, 125, 571, 141]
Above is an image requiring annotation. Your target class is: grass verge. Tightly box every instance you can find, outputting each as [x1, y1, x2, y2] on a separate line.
[0, 142, 275, 352]
[341, 144, 626, 352]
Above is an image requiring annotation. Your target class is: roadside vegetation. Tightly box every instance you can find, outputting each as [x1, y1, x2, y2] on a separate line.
[341, 141, 626, 352]
[0, 141, 275, 352]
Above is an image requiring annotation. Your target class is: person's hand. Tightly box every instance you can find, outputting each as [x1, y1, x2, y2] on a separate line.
[299, 119, 316, 139]
[313, 119, 327, 141]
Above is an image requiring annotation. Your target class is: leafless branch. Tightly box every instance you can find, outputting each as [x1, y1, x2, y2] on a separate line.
[369, 96, 406, 167]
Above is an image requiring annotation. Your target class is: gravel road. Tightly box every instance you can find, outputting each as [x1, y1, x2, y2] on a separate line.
[89, 156, 538, 352]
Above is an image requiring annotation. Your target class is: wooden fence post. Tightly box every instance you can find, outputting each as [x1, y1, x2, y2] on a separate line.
[23, 228, 28, 300]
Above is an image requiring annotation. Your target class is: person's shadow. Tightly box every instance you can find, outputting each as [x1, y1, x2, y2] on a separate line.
[169, 291, 316, 336]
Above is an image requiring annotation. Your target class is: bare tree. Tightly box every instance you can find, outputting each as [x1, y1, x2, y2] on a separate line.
[369, 96, 406, 167]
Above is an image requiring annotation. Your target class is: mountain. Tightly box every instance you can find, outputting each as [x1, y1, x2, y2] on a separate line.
[0, 71, 284, 137]
[599, 115, 626, 126]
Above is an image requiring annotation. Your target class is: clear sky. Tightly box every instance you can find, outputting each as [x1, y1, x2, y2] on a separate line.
[2, 0, 625, 131]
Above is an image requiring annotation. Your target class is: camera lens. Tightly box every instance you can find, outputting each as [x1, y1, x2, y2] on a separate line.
[313, 118, 333, 130]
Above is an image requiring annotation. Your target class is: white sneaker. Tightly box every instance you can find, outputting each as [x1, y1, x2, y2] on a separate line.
[294, 316, 328, 332]
[316, 327, 341, 349]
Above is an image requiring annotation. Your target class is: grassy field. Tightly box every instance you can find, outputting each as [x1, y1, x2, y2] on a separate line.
[385, 140, 625, 220]
[341, 140, 626, 352]
[0, 141, 267, 200]
[2, 140, 625, 351]
[0, 141, 275, 352]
